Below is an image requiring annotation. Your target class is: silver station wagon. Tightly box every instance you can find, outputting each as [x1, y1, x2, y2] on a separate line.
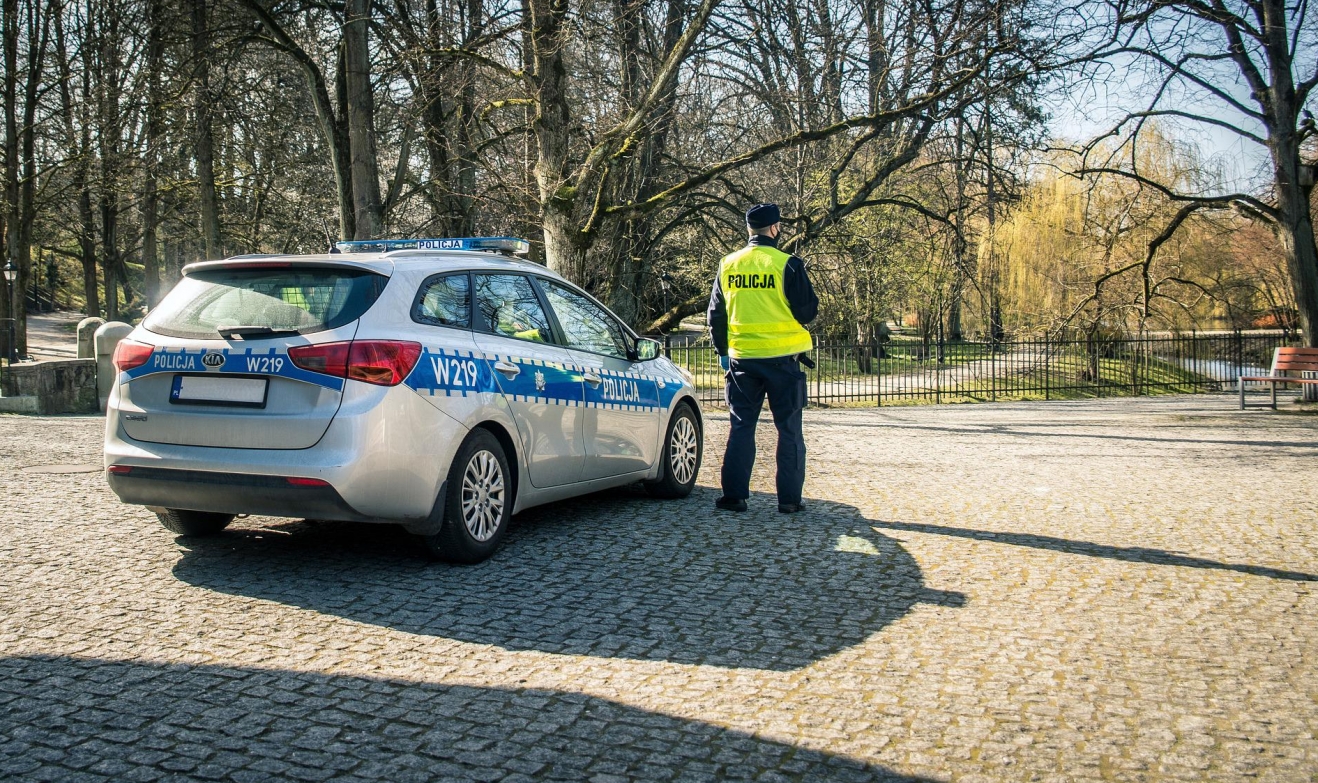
[104, 237, 704, 563]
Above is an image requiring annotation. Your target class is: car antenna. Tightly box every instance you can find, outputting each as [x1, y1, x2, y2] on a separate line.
[321, 217, 340, 254]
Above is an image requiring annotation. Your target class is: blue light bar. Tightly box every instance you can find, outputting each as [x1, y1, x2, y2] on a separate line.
[334, 237, 531, 255]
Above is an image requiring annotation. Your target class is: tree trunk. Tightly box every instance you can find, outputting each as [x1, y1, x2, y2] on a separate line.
[524, 0, 574, 275]
[599, 0, 685, 326]
[2, 0, 20, 356]
[140, 0, 164, 306]
[95, 0, 123, 319]
[1272, 152, 1318, 399]
[450, 0, 482, 234]
[1276, 186, 1318, 349]
[163, 237, 181, 290]
[101, 197, 118, 320]
[1257, 0, 1318, 395]
[542, 206, 587, 283]
[417, 0, 477, 239]
[192, 0, 222, 259]
[77, 125, 97, 318]
[0, 0, 45, 349]
[344, 0, 382, 239]
[854, 253, 878, 372]
[1265, 119, 1318, 350]
[54, 1, 98, 317]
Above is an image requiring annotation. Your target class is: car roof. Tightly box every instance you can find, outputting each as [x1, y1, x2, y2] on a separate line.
[183, 250, 565, 281]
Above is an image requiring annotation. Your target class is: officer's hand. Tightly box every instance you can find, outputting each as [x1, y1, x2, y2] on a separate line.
[719, 355, 730, 372]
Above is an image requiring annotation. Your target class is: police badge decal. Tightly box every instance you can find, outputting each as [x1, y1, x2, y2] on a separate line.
[535, 370, 546, 392]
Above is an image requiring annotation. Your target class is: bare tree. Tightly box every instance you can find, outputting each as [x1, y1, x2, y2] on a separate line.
[1076, 0, 1318, 349]
[52, 0, 99, 318]
[192, 0, 223, 258]
[236, 0, 356, 241]
[138, 0, 164, 305]
[2, 0, 53, 354]
[343, 0, 383, 238]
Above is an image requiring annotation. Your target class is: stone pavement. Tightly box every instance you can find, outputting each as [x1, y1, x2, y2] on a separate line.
[0, 395, 1315, 781]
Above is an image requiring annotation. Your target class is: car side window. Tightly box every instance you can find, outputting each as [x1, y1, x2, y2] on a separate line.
[413, 273, 471, 328]
[542, 280, 630, 359]
[474, 274, 552, 343]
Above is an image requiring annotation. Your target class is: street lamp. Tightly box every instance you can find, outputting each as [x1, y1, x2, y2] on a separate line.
[3, 261, 16, 363]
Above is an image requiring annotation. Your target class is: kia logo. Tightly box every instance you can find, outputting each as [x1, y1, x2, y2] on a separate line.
[202, 352, 225, 368]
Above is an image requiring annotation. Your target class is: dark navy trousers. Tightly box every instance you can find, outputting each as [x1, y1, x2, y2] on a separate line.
[720, 355, 807, 505]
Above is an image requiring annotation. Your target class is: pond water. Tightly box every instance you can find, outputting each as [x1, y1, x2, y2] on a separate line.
[1170, 357, 1269, 380]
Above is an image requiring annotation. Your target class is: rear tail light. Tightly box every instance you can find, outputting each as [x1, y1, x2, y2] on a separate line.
[289, 340, 421, 387]
[107, 465, 133, 475]
[112, 339, 155, 372]
[346, 340, 423, 385]
[288, 342, 350, 378]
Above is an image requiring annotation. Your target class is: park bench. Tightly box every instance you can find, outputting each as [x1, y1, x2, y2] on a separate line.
[1239, 346, 1318, 409]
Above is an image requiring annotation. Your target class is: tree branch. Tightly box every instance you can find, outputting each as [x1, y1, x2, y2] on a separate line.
[1093, 45, 1265, 120]
[1114, 108, 1266, 145]
[1073, 166, 1278, 219]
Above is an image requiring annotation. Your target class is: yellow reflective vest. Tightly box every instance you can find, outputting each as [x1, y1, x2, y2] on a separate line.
[718, 244, 814, 359]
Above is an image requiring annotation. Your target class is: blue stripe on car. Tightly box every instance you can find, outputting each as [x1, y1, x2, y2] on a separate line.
[122, 347, 345, 391]
[404, 348, 685, 410]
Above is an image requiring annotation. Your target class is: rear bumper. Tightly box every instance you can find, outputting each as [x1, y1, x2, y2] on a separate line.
[104, 381, 469, 521]
[107, 467, 373, 521]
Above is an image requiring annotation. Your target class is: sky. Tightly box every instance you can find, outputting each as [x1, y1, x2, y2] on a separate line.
[1044, 65, 1275, 196]
[1034, 5, 1317, 198]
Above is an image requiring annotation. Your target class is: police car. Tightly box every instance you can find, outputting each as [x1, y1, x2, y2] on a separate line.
[104, 237, 703, 563]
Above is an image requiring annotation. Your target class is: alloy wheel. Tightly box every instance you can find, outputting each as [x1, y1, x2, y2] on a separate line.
[669, 415, 699, 485]
[460, 449, 505, 542]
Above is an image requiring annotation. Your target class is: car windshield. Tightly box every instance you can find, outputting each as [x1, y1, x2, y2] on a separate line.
[143, 267, 388, 340]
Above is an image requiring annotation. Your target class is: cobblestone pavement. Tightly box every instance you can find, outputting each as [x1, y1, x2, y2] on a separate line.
[1, 395, 1316, 781]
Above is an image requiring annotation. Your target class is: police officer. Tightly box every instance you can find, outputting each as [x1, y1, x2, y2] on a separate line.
[708, 203, 818, 513]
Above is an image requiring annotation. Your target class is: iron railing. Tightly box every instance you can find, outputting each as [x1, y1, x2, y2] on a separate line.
[662, 330, 1302, 408]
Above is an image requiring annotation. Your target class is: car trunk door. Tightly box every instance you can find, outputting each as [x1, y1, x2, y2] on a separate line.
[115, 261, 388, 450]
[116, 325, 357, 449]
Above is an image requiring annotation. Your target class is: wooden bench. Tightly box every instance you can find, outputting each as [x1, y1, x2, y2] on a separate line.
[1239, 346, 1318, 409]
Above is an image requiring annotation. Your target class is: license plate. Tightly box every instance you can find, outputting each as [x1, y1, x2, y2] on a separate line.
[170, 375, 268, 407]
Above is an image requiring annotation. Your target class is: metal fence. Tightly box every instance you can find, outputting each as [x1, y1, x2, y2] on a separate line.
[663, 330, 1302, 408]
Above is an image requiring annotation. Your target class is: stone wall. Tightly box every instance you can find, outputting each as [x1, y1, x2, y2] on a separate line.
[1, 359, 99, 414]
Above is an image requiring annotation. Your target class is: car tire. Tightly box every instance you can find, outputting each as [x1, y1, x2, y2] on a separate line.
[645, 403, 702, 499]
[156, 509, 233, 536]
[422, 429, 512, 564]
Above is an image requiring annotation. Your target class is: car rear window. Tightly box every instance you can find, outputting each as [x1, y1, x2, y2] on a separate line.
[143, 267, 388, 339]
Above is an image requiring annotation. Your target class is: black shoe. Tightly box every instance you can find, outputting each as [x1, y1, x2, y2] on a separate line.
[777, 503, 805, 514]
[715, 496, 748, 512]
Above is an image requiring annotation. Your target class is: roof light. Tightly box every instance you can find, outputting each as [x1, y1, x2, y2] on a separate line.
[334, 237, 530, 255]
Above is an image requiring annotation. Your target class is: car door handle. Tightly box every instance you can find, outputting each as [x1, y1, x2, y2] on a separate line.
[582, 371, 602, 385]
[494, 361, 520, 377]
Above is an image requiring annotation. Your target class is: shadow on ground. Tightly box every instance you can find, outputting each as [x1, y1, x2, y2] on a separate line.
[171, 489, 963, 671]
[0, 655, 932, 782]
[812, 418, 1318, 451]
[869, 519, 1318, 582]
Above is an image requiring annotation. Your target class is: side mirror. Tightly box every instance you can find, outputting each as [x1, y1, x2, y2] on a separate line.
[634, 338, 661, 361]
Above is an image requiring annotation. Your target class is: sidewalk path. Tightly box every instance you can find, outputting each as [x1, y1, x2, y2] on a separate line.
[22, 310, 85, 361]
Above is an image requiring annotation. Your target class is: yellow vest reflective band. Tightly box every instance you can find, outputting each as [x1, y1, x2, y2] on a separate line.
[719, 245, 814, 359]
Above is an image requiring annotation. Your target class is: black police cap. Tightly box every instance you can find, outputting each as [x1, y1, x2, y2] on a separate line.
[745, 203, 780, 229]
